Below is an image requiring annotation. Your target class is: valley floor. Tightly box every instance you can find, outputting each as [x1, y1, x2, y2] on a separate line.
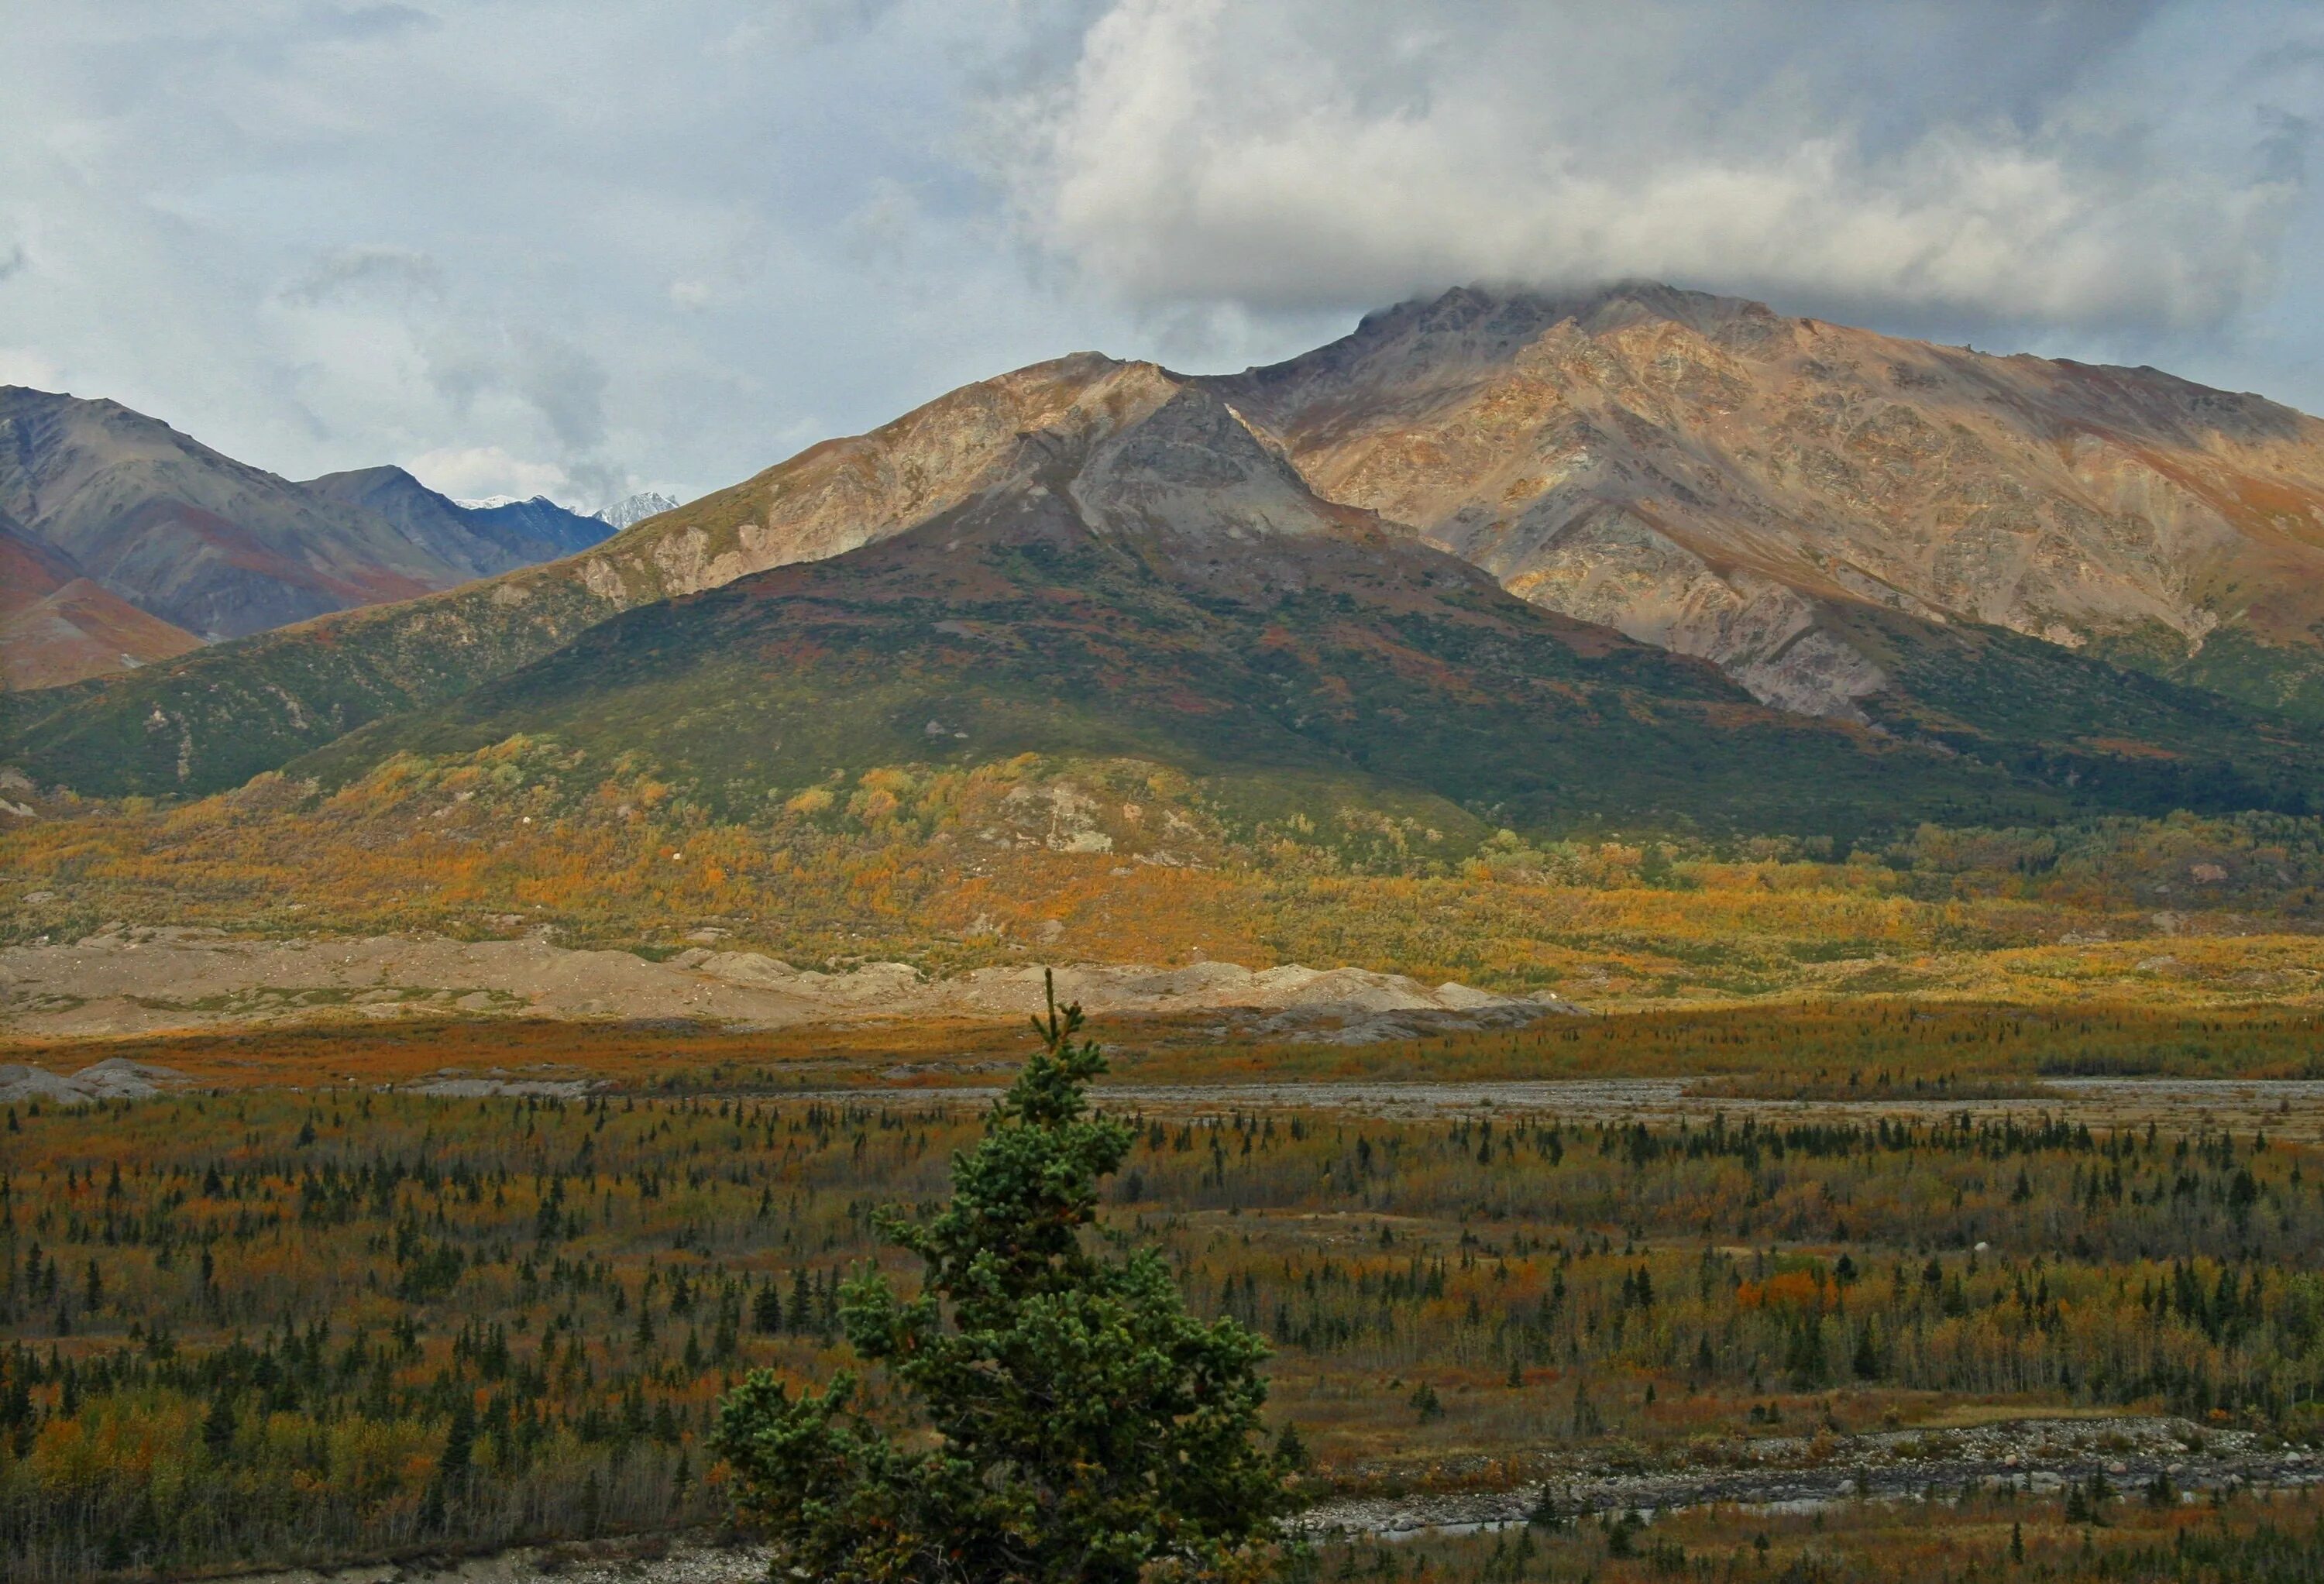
[5, 1004, 2324, 1581]
[7, 920, 2324, 1049]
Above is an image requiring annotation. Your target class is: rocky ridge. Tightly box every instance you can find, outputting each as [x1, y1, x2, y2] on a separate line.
[1210, 283, 2324, 720]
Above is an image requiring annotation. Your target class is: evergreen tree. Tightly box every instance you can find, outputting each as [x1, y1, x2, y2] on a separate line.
[1852, 1318, 1881, 1380]
[752, 1277, 785, 1335]
[201, 1392, 237, 1459]
[716, 975, 1301, 1583]
[788, 1266, 813, 1336]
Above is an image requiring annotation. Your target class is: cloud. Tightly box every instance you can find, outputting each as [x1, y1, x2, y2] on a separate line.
[0, 347, 67, 390]
[273, 249, 617, 497]
[508, 329, 609, 454]
[407, 444, 572, 503]
[1004, 0, 2313, 333]
[279, 246, 442, 307]
[0, 0, 2319, 510]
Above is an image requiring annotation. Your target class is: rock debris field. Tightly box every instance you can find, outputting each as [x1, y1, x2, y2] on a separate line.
[0, 926, 1573, 1042]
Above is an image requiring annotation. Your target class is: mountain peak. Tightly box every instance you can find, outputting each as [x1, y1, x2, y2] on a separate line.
[1364, 279, 1775, 338]
[1222, 280, 1790, 405]
[594, 491, 680, 531]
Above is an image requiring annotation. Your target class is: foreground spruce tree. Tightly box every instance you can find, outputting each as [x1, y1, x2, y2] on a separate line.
[713, 978, 1303, 1583]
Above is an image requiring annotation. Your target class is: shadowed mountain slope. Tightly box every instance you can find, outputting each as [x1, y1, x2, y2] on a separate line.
[1, 387, 475, 640]
[0, 509, 201, 689]
[301, 467, 611, 569]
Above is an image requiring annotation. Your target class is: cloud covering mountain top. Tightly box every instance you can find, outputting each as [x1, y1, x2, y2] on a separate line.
[0, 1, 2316, 505]
[1017, 1, 2309, 333]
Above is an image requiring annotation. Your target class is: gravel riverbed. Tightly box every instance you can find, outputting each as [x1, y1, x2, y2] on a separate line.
[205, 1414, 2319, 1584]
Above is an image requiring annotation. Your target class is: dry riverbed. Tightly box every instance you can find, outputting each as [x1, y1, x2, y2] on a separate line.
[0, 926, 1569, 1041]
[201, 1414, 2319, 1584]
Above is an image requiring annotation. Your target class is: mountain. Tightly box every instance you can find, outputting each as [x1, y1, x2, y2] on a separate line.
[304, 469, 612, 567]
[1205, 283, 2324, 723]
[301, 469, 597, 572]
[459, 494, 616, 558]
[296, 366, 2071, 838]
[0, 388, 608, 690]
[7, 300, 2324, 827]
[595, 491, 679, 531]
[0, 387, 482, 640]
[0, 356, 1257, 792]
[0, 507, 202, 689]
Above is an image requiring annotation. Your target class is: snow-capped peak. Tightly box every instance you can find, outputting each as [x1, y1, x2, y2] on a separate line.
[594, 491, 680, 530]
[454, 494, 526, 510]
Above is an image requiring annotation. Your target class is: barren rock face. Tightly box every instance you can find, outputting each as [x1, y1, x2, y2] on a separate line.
[577, 355, 1191, 604]
[1208, 284, 2324, 716]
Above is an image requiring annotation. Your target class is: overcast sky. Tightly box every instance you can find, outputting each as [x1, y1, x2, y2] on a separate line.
[3, 0, 2319, 509]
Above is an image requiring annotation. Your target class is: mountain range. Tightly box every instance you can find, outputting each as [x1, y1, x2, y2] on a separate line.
[0, 386, 617, 690]
[6, 283, 2323, 843]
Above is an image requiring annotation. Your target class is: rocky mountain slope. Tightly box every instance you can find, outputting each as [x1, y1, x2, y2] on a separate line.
[6, 297, 2324, 828]
[0, 389, 611, 690]
[1208, 283, 2324, 723]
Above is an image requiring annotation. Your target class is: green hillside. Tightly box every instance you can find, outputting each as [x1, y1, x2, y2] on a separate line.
[294, 483, 2108, 842]
[1838, 606, 2324, 818]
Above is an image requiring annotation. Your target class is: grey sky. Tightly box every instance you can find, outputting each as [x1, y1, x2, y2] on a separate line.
[2, 1, 2318, 509]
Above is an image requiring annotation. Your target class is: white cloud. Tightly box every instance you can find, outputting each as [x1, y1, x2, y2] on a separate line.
[0, 347, 68, 390]
[1006, 0, 2313, 333]
[0, 0, 2319, 507]
[407, 445, 573, 503]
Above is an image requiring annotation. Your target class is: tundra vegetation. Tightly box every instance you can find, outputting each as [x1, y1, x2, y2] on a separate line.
[9, 744, 2324, 1012]
[2, 1008, 2323, 1579]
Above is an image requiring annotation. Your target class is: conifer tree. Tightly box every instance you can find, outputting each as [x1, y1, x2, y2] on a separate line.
[715, 975, 1301, 1582]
